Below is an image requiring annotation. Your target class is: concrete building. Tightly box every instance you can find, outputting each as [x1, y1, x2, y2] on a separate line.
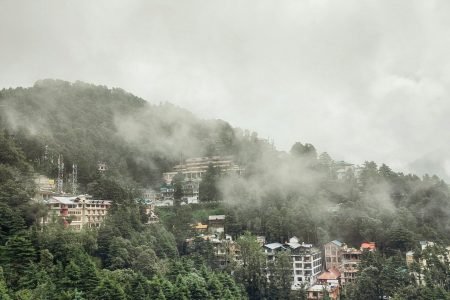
[34, 175, 56, 201]
[307, 284, 340, 300]
[340, 247, 362, 284]
[287, 237, 322, 289]
[163, 156, 244, 184]
[333, 161, 355, 180]
[162, 156, 244, 201]
[209, 215, 226, 234]
[317, 269, 341, 287]
[323, 240, 376, 285]
[324, 240, 344, 270]
[42, 195, 111, 230]
[263, 237, 322, 290]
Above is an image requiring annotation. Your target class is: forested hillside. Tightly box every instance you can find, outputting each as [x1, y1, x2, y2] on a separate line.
[1, 80, 450, 299]
[0, 79, 245, 189]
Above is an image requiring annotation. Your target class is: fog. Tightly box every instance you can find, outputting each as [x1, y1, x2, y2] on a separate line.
[1, 1, 450, 180]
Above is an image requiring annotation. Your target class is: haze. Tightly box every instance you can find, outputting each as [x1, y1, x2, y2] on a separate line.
[1, 0, 450, 180]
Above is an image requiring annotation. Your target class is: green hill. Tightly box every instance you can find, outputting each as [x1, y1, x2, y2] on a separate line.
[0, 79, 248, 189]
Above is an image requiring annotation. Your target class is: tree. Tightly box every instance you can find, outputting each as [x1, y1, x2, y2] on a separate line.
[268, 250, 292, 299]
[0, 267, 11, 300]
[236, 232, 267, 300]
[172, 172, 185, 206]
[92, 278, 126, 300]
[199, 164, 220, 202]
[3, 235, 36, 288]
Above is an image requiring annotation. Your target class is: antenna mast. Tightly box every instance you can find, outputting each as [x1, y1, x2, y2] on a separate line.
[57, 154, 64, 194]
[72, 164, 78, 195]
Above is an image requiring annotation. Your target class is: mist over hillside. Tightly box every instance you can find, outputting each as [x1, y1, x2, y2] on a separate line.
[0, 79, 258, 189]
[2, 79, 450, 299]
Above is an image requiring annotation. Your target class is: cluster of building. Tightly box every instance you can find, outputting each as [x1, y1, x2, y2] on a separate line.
[406, 241, 450, 285]
[263, 239, 375, 299]
[333, 161, 364, 181]
[186, 214, 376, 300]
[143, 156, 244, 206]
[34, 174, 159, 230]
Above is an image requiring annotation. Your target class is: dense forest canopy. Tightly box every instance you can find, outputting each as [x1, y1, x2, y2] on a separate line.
[1, 80, 450, 299]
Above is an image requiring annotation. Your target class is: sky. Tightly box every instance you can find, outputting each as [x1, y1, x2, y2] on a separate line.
[1, 0, 450, 180]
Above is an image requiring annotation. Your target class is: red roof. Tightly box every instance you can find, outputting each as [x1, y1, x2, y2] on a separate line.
[361, 242, 376, 250]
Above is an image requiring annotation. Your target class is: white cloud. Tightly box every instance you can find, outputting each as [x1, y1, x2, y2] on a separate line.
[1, 0, 450, 179]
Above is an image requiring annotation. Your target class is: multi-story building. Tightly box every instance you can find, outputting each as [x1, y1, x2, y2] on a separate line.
[263, 237, 322, 290]
[162, 156, 244, 201]
[163, 156, 244, 184]
[33, 175, 56, 201]
[209, 215, 226, 234]
[42, 195, 111, 231]
[324, 240, 344, 270]
[287, 237, 322, 289]
[323, 240, 376, 285]
[340, 247, 362, 284]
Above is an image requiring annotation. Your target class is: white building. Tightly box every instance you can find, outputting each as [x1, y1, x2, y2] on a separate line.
[263, 237, 322, 290]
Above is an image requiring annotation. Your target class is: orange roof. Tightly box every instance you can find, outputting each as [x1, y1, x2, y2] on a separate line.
[318, 269, 341, 280]
[361, 242, 376, 250]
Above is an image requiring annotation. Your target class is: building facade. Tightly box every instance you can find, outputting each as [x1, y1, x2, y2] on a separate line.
[42, 195, 111, 231]
[324, 240, 344, 270]
[263, 237, 323, 290]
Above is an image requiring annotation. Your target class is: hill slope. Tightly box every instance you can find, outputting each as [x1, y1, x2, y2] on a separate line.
[0, 79, 249, 188]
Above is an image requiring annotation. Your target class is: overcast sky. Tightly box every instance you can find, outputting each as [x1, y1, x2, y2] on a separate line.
[1, 0, 450, 180]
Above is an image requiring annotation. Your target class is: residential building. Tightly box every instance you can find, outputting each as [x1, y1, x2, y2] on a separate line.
[144, 204, 159, 224]
[209, 215, 226, 234]
[287, 237, 322, 289]
[340, 247, 362, 284]
[163, 156, 244, 184]
[307, 284, 340, 300]
[33, 175, 56, 201]
[193, 222, 208, 233]
[406, 251, 415, 266]
[162, 156, 244, 201]
[324, 240, 344, 270]
[263, 237, 323, 290]
[333, 161, 355, 180]
[42, 195, 111, 231]
[317, 269, 341, 286]
[323, 240, 376, 285]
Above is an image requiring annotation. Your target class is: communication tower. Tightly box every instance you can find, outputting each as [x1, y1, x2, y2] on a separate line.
[57, 154, 64, 194]
[72, 164, 78, 195]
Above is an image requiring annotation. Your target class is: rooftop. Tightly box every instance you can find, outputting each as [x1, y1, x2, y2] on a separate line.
[318, 269, 341, 280]
[361, 242, 376, 251]
[331, 240, 343, 247]
[264, 243, 285, 250]
[208, 215, 226, 221]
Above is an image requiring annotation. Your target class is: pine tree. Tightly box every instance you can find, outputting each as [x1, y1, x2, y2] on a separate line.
[0, 267, 11, 300]
[92, 278, 126, 300]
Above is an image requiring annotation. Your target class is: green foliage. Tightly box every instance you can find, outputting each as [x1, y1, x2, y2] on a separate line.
[199, 164, 221, 202]
[236, 232, 267, 300]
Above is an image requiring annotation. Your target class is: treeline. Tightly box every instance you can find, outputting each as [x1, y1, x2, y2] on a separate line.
[0, 132, 247, 299]
[0, 79, 258, 189]
[2, 80, 450, 299]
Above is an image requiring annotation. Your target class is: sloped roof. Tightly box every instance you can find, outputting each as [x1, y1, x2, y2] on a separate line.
[51, 196, 77, 205]
[331, 240, 343, 247]
[264, 243, 285, 250]
[318, 269, 341, 280]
